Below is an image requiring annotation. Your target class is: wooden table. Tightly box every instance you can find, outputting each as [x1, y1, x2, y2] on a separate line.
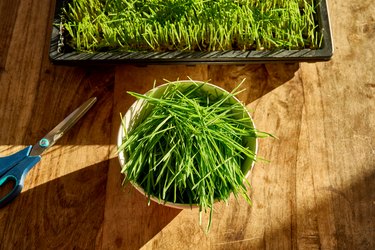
[0, 0, 374, 249]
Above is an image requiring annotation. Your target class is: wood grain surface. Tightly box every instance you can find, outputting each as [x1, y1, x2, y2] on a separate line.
[0, 0, 374, 249]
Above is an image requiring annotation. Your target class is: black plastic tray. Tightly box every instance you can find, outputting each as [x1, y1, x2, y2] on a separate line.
[49, 0, 333, 65]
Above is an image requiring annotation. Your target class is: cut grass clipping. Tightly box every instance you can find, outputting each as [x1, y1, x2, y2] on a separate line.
[118, 80, 271, 231]
[62, 0, 323, 52]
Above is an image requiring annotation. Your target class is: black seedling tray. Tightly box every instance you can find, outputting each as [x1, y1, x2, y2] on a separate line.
[49, 0, 333, 65]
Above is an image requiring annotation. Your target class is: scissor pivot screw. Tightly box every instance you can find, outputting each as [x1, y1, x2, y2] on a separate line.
[39, 138, 50, 148]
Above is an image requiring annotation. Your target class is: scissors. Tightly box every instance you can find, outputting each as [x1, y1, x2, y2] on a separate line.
[0, 97, 97, 208]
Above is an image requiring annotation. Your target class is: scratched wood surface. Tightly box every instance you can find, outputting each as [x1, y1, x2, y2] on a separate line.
[0, 0, 374, 249]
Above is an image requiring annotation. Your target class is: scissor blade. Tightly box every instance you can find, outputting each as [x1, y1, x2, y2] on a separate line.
[29, 97, 97, 156]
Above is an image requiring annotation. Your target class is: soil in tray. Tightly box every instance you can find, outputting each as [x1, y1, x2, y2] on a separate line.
[60, 0, 323, 53]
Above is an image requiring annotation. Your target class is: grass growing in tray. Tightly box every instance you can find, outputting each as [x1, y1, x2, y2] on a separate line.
[118, 81, 270, 230]
[62, 0, 323, 52]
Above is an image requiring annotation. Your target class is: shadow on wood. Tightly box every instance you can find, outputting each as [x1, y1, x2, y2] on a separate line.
[103, 158, 181, 250]
[208, 63, 300, 104]
[0, 0, 21, 70]
[115, 63, 300, 108]
[215, 166, 375, 249]
[0, 160, 108, 249]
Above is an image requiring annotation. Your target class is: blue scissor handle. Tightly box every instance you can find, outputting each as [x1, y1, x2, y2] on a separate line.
[0, 146, 41, 207]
